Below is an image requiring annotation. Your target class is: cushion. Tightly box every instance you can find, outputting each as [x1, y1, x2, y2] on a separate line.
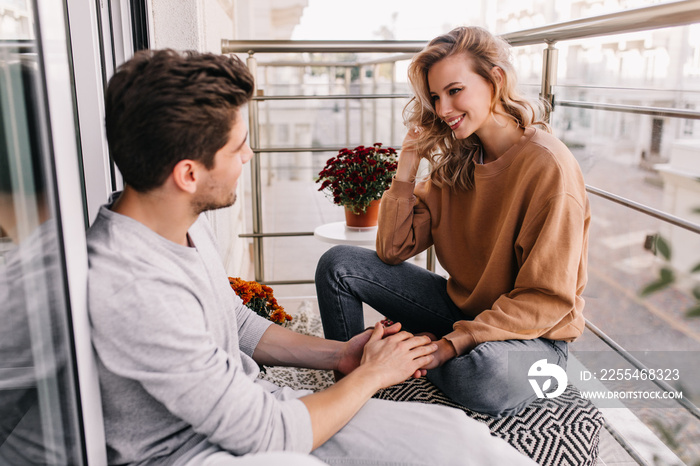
[259, 307, 604, 466]
[375, 378, 603, 466]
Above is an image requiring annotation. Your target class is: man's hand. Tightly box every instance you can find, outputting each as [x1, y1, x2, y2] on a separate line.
[335, 321, 403, 376]
[358, 322, 438, 388]
[300, 322, 437, 450]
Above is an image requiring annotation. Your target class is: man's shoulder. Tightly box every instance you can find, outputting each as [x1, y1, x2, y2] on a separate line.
[87, 206, 152, 273]
[87, 207, 191, 307]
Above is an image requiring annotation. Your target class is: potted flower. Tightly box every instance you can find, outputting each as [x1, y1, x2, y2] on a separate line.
[229, 277, 293, 326]
[316, 143, 398, 228]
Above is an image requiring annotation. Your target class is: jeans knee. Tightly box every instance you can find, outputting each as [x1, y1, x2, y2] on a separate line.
[429, 362, 534, 418]
[315, 245, 344, 284]
[315, 245, 370, 282]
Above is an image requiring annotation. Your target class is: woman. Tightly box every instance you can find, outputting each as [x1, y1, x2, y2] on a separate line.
[315, 26, 590, 417]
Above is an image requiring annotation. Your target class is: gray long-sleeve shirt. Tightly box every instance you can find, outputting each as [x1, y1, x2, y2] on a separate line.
[87, 203, 312, 465]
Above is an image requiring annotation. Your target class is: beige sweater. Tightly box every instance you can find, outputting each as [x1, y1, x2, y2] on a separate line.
[377, 127, 590, 355]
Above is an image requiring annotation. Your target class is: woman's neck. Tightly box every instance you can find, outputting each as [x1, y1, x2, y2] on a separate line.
[476, 112, 524, 164]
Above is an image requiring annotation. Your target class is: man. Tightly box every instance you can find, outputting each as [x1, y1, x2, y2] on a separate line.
[87, 49, 537, 465]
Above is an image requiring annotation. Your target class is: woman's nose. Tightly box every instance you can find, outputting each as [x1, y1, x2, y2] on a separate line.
[436, 98, 451, 119]
[435, 101, 442, 118]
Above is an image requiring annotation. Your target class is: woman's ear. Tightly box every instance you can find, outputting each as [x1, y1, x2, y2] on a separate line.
[491, 66, 505, 91]
[171, 159, 199, 194]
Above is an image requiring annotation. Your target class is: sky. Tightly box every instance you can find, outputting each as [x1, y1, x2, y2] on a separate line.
[291, 0, 487, 41]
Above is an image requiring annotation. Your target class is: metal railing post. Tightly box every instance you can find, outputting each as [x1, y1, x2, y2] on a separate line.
[372, 64, 378, 143]
[263, 65, 272, 187]
[359, 65, 365, 142]
[540, 42, 558, 121]
[344, 68, 350, 146]
[426, 246, 436, 272]
[390, 61, 396, 144]
[246, 52, 265, 282]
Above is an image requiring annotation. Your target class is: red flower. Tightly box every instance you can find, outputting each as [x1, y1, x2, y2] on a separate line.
[316, 143, 398, 213]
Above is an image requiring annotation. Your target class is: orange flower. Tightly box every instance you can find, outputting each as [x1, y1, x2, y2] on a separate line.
[270, 309, 286, 324]
[229, 277, 292, 326]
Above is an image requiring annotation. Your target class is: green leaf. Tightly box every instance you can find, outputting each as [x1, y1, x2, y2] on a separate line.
[693, 286, 700, 301]
[691, 262, 700, 274]
[686, 305, 700, 318]
[640, 278, 673, 297]
[659, 267, 675, 282]
[655, 236, 672, 261]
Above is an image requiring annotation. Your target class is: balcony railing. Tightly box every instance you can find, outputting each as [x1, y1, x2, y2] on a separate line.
[224, 0, 700, 285]
[224, 1, 700, 463]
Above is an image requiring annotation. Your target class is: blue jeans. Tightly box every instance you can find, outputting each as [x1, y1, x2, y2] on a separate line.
[315, 245, 568, 418]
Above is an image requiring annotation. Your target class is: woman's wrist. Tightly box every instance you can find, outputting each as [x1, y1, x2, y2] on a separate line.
[439, 337, 458, 361]
[395, 151, 420, 183]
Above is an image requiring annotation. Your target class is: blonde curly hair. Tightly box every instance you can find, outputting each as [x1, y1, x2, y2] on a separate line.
[404, 26, 550, 190]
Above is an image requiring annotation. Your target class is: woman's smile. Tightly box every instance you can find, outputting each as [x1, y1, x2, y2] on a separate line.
[445, 114, 465, 129]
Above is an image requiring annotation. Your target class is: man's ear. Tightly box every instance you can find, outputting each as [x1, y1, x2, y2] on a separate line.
[171, 159, 200, 194]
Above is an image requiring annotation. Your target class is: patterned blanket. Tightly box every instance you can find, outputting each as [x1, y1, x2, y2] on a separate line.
[259, 306, 604, 466]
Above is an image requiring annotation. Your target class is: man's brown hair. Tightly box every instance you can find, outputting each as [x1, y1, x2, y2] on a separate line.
[105, 49, 254, 192]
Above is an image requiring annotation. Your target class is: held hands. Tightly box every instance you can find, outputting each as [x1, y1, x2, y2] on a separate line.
[335, 321, 456, 382]
[358, 322, 437, 389]
[335, 321, 404, 377]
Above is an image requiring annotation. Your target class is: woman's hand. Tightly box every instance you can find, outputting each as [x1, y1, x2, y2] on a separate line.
[418, 337, 458, 371]
[359, 322, 438, 389]
[395, 127, 423, 183]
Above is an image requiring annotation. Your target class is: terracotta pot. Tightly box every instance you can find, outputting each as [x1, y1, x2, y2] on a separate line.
[344, 199, 381, 229]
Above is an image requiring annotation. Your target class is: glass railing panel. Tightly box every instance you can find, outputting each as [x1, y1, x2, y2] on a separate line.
[0, 45, 84, 465]
[256, 99, 407, 150]
[551, 103, 667, 206]
[570, 192, 700, 463]
[528, 21, 700, 465]
[247, 54, 414, 97]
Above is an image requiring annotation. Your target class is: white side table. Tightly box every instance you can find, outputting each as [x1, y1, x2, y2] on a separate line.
[313, 221, 377, 246]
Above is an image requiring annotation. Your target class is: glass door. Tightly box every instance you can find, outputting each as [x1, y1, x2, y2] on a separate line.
[0, 0, 100, 464]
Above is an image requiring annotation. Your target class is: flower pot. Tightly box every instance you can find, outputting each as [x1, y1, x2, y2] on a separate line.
[344, 199, 381, 229]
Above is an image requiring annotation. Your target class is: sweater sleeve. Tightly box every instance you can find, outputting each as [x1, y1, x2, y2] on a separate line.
[444, 193, 588, 354]
[376, 177, 433, 264]
[90, 278, 313, 455]
[232, 292, 274, 358]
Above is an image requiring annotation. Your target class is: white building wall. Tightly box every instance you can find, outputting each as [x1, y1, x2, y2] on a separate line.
[146, 0, 307, 279]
